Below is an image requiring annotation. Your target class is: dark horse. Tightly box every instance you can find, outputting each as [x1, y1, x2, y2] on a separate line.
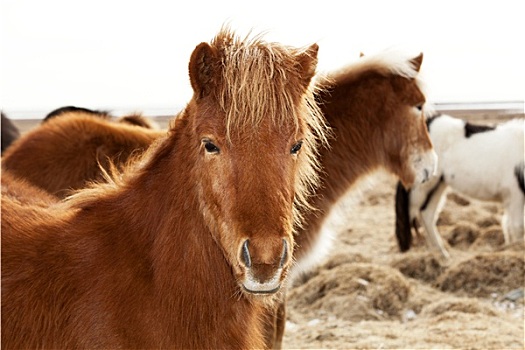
[1, 27, 329, 349]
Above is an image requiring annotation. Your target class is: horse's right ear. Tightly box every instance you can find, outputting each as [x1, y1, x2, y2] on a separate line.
[295, 43, 319, 89]
[189, 42, 220, 98]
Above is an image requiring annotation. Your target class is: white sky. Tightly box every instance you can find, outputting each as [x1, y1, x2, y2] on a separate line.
[1, 0, 524, 117]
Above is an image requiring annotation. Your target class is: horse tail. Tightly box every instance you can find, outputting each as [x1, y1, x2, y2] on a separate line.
[515, 162, 525, 195]
[395, 181, 412, 252]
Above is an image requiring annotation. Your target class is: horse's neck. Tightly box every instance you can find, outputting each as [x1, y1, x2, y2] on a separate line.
[294, 85, 382, 260]
[317, 86, 381, 208]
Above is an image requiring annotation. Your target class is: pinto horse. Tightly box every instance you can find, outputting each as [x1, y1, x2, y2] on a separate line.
[1, 28, 329, 349]
[1, 107, 166, 198]
[395, 114, 524, 259]
[265, 50, 437, 348]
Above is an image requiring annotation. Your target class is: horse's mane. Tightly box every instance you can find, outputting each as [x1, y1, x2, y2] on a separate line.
[321, 49, 426, 94]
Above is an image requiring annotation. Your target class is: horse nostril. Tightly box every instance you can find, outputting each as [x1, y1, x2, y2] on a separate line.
[241, 240, 251, 268]
[279, 239, 288, 268]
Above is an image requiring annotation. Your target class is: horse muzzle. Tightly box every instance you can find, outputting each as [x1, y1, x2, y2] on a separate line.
[412, 149, 438, 185]
[239, 239, 289, 295]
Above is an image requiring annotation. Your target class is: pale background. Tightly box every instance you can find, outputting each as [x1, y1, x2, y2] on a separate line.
[1, 0, 524, 118]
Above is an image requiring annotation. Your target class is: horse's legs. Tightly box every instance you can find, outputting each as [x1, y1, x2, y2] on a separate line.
[417, 180, 450, 259]
[408, 176, 442, 246]
[502, 193, 525, 243]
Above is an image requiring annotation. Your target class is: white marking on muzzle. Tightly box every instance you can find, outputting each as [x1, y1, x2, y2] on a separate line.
[242, 268, 282, 294]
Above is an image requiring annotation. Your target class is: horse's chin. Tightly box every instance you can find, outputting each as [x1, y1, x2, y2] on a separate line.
[239, 267, 284, 297]
[242, 284, 281, 295]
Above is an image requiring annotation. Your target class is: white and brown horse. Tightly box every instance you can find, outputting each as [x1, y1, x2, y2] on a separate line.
[395, 114, 524, 259]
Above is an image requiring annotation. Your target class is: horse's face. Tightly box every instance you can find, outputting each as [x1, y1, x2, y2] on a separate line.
[383, 55, 437, 189]
[194, 116, 302, 295]
[187, 37, 320, 296]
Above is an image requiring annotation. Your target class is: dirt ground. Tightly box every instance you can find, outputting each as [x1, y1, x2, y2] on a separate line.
[8, 111, 524, 349]
[282, 170, 524, 349]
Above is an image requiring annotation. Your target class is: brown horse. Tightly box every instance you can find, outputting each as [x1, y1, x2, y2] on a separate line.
[266, 50, 437, 348]
[1, 107, 166, 198]
[1, 27, 328, 349]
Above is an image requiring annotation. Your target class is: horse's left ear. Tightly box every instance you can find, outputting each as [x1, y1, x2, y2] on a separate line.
[295, 43, 319, 89]
[410, 53, 424, 72]
[188, 42, 220, 98]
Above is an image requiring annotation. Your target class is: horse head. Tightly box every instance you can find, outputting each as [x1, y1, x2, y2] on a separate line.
[380, 53, 437, 188]
[186, 29, 327, 296]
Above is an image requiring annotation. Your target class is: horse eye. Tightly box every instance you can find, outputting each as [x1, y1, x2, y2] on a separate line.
[416, 104, 423, 112]
[203, 139, 220, 154]
[290, 141, 303, 155]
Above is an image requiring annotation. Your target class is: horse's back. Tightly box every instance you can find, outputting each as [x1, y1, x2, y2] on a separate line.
[1, 171, 58, 206]
[2, 114, 164, 197]
[438, 117, 523, 201]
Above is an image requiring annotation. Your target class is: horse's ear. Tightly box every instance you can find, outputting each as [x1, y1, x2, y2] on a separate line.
[295, 43, 319, 89]
[189, 42, 220, 98]
[410, 53, 423, 72]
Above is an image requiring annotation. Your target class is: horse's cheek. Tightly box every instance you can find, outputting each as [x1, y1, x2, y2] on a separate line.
[200, 163, 234, 237]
